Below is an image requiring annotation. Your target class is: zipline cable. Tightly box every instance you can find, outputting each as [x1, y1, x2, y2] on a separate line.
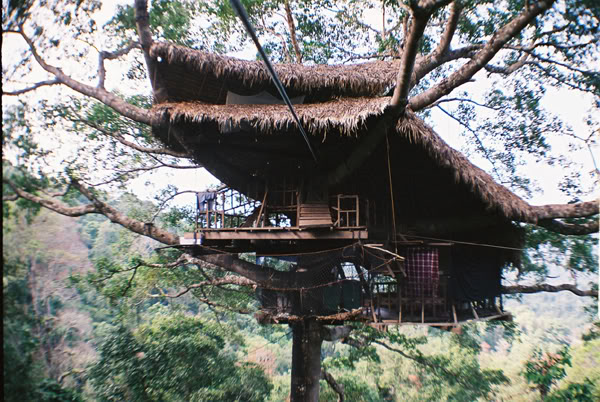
[229, 0, 318, 163]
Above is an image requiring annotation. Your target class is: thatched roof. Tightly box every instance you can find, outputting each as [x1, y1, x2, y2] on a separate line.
[149, 42, 400, 104]
[151, 97, 535, 223]
[396, 112, 534, 223]
[153, 97, 390, 136]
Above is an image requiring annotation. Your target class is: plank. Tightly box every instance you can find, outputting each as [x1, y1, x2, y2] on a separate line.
[180, 229, 368, 242]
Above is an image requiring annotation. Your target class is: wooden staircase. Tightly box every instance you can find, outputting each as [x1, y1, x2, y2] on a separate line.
[298, 202, 333, 228]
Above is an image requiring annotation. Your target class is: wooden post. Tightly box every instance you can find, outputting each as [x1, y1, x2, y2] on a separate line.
[206, 203, 209, 229]
[470, 302, 479, 319]
[355, 195, 359, 226]
[255, 189, 268, 228]
[398, 281, 402, 323]
[221, 191, 225, 228]
[337, 194, 340, 228]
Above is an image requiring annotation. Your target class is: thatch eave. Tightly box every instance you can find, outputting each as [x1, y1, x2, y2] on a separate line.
[151, 97, 534, 223]
[152, 97, 390, 137]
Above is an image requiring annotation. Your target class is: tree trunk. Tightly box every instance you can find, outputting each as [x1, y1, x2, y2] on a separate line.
[290, 319, 323, 402]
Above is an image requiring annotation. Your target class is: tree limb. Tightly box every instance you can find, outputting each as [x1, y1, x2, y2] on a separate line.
[98, 42, 140, 89]
[537, 218, 599, 235]
[435, 105, 503, 180]
[412, 1, 462, 86]
[284, 0, 303, 63]
[3, 178, 98, 216]
[502, 283, 597, 297]
[134, 0, 168, 102]
[390, 0, 453, 113]
[76, 117, 190, 158]
[484, 52, 530, 75]
[151, 288, 252, 314]
[149, 275, 257, 299]
[321, 369, 345, 402]
[530, 200, 598, 220]
[2, 194, 19, 201]
[505, 45, 598, 75]
[427, 97, 500, 111]
[7, 28, 153, 125]
[7, 178, 302, 288]
[2, 79, 61, 95]
[409, 0, 556, 111]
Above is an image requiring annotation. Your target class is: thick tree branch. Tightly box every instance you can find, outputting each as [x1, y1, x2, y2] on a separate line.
[435, 1, 461, 57]
[409, 0, 556, 111]
[391, 1, 453, 112]
[70, 180, 297, 285]
[531, 200, 598, 220]
[503, 284, 597, 297]
[134, 0, 168, 103]
[412, 1, 462, 85]
[6, 178, 305, 288]
[9, 28, 153, 125]
[537, 218, 599, 235]
[3, 178, 98, 216]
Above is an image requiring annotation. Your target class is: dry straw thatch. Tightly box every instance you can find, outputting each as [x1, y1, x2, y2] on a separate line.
[396, 112, 535, 223]
[150, 42, 400, 99]
[153, 97, 390, 136]
[152, 97, 535, 223]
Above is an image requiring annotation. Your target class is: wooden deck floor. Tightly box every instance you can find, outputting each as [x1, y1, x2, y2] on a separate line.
[180, 226, 368, 244]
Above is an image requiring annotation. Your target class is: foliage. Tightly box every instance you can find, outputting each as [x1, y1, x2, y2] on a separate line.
[523, 347, 571, 399]
[88, 310, 272, 401]
[520, 224, 598, 280]
[546, 379, 596, 402]
[3, 256, 83, 401]
[326, 324, 510, 401]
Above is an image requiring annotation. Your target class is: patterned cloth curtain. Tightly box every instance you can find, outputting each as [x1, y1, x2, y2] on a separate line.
[403, 247, 439, 298]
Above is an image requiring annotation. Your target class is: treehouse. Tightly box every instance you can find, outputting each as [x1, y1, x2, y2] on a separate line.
[146, 42, 531, 326]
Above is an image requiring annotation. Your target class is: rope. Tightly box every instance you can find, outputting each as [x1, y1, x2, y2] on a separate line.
[385, 133, 399, 252]
[229, 0, 318, 163]
[395, 233, 525, 251]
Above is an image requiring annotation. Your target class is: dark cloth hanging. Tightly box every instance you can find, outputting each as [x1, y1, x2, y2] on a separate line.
[449, 247, 502, 302]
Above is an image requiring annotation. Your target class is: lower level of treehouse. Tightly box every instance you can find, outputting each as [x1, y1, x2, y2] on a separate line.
[254, 246, 512, 327]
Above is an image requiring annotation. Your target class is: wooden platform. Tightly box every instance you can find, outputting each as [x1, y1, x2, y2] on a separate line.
[180, 227, 368, 244]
